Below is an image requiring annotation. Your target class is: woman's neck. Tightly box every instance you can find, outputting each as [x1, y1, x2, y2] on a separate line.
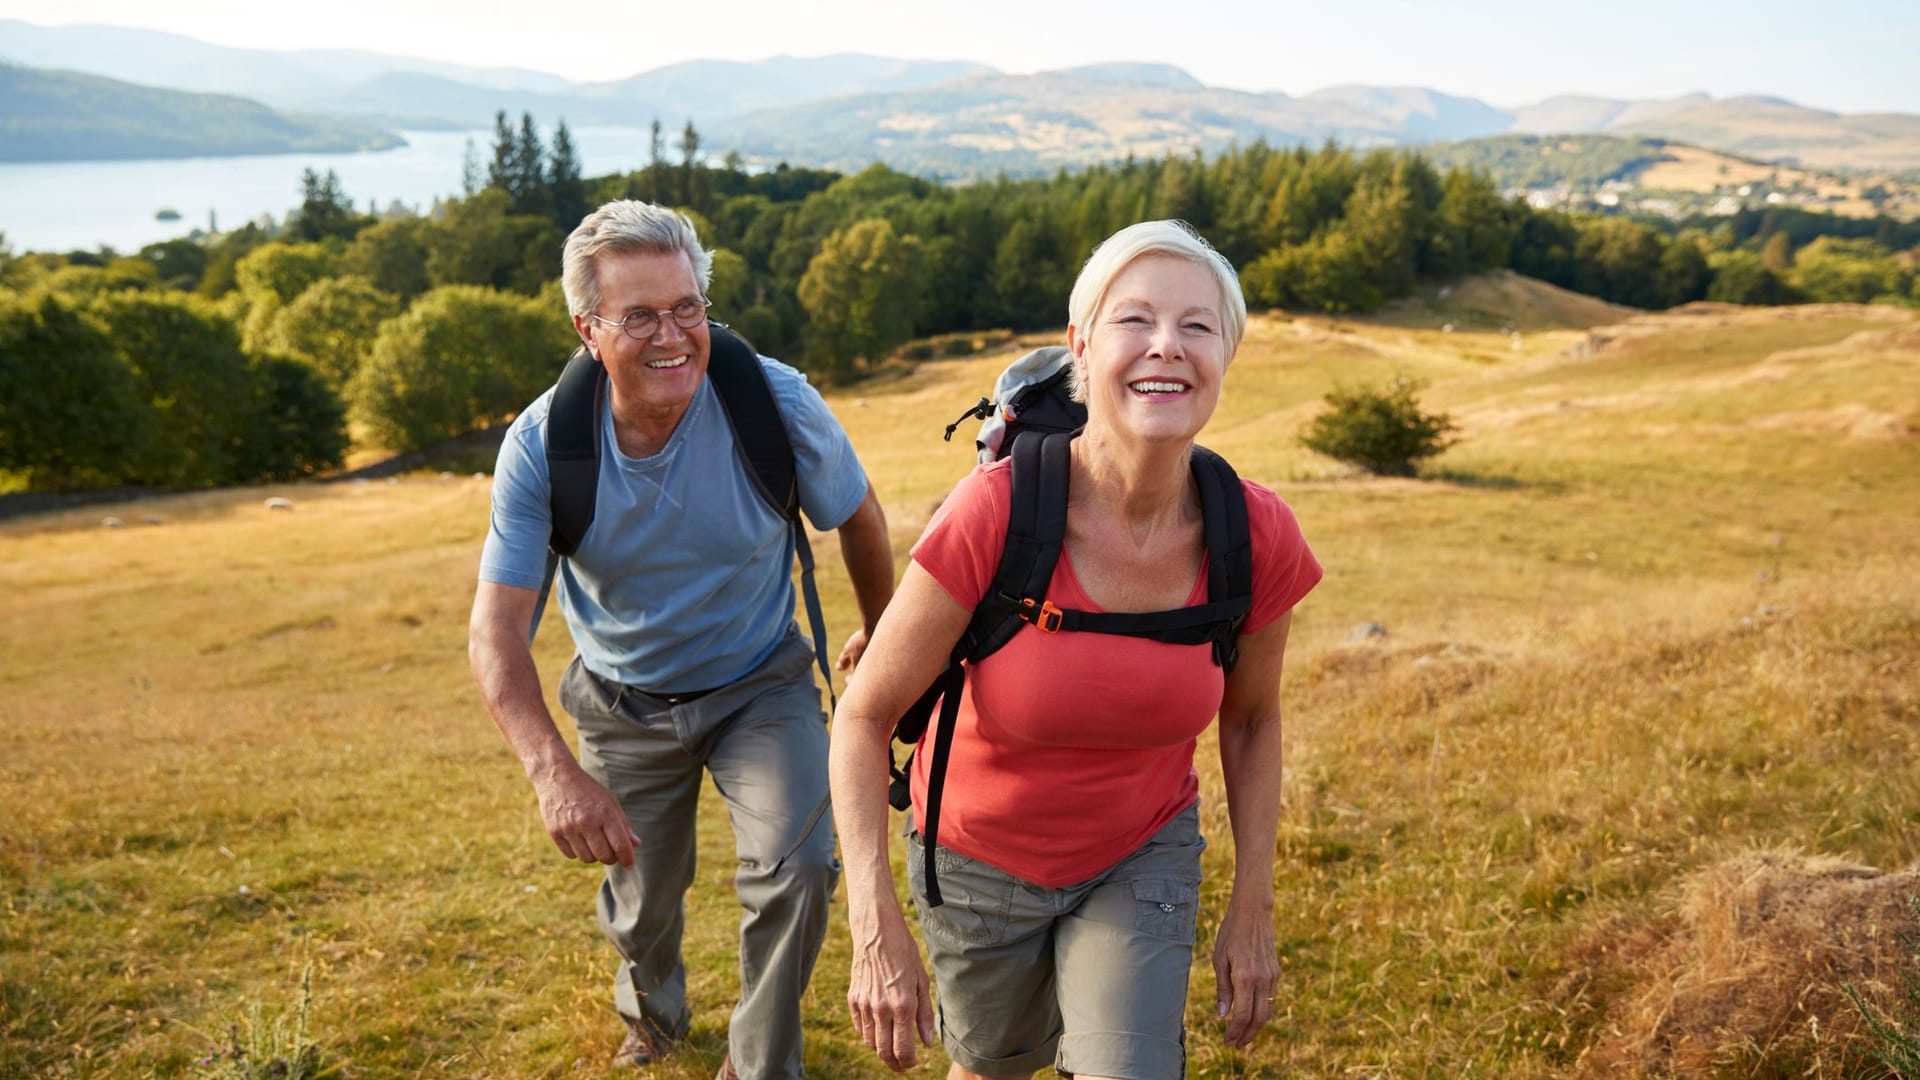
[1072, 425, 1196, 538]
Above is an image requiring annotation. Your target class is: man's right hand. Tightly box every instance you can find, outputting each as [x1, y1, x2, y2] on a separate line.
[532, 761, 641, 868]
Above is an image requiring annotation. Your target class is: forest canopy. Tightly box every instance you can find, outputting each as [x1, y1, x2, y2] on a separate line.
[4, 115, 1916, 491]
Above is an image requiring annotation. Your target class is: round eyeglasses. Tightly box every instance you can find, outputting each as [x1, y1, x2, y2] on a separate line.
[586, 297, 709, 341]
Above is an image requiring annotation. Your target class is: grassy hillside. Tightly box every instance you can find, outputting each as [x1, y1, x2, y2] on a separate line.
[0, 62, 402, 162]
[1428, 134, 1920, 220]
[2, 280, 1917, 1077]
[1424, 133, 1677, 187]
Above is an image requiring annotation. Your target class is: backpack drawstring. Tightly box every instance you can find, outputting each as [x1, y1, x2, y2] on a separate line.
[942, 397, 993, 442]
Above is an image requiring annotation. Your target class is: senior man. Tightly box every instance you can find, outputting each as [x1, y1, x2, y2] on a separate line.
[470, 199, 894, 1079]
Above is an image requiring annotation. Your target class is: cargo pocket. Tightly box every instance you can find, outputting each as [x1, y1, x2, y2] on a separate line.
[1131, 878, 1199, 944]
[907, 831, 1013, 947]
[557, 657, 618, 720]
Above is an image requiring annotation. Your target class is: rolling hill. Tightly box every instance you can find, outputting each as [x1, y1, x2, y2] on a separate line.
[0, 62, 403, 162]
[705, 69, 1513, 178]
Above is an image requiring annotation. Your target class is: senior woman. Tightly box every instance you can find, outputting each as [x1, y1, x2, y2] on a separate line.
[828, 219, 1321, 1080]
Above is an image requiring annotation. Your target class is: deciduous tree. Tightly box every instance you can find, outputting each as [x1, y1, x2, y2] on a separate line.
[797, 218, 926, 375]
[0, 290, 154, 490]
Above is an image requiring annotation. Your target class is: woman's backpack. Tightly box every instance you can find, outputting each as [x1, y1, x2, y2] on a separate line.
[900, 346, 1253, 905]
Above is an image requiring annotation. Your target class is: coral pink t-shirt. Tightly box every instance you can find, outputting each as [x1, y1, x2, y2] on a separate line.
[909, 457, 1322, 887]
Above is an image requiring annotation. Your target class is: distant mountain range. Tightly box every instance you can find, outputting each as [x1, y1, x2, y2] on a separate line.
[2, 19, 1916, 174]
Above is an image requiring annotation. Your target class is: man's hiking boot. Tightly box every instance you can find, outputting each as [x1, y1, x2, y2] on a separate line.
[613, 1017, 674, 1067]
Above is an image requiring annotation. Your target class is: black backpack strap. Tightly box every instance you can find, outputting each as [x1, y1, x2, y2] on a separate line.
[704, 322, 837, 710]
[913, 657, 966, 907]
[1191, 446, 1252, 672]
[705, 323, 796, 517]
[533, 346, 606, 643]
[908, 431, 1072, 906]
[964, 429, 1074, 662]
[547, 345, 605, 558]
[976, 439, 1253, 666]
[1035, 597, 1250, 642]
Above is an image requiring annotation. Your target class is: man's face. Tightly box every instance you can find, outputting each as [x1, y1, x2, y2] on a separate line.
[571, 249, 711, 419]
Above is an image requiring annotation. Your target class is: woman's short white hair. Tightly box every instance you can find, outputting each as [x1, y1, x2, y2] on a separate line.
[561, 200, 713, 317]
[1064, 219, 1247, 402]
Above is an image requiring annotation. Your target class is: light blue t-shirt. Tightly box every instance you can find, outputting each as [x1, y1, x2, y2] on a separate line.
[480, 355, 869, 692]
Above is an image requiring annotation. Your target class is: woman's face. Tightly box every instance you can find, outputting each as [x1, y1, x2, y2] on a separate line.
[1070, 254, 1229, 448]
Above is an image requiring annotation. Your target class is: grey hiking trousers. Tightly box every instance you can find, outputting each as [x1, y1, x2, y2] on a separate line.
[558, 629, 839, 1080]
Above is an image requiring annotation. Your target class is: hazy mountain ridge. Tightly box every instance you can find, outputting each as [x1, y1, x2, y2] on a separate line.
[0, 62, 402, 163]
[0, 21, 993, 128]
[0, 19, 568, 107]
[707, 71, 1518, 177]
[1, 19, 1917, 173]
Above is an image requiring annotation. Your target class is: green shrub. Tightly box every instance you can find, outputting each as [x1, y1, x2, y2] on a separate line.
[1299, 373, 1457, 477]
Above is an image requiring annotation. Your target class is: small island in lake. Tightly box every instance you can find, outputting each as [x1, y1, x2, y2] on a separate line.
[155, 208, 182, 221]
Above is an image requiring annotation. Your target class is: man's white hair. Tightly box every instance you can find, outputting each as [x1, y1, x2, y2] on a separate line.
[561, 200, 713, 317]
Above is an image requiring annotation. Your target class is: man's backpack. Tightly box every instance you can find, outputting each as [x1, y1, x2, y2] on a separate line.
[530, 322, 837, 706]
[901, 346, 1254, 905]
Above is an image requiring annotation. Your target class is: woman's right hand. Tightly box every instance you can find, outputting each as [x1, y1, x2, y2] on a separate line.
[847, 904, 936, 1072]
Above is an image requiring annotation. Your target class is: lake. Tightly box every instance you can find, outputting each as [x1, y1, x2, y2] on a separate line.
[0, 127, 668, 254]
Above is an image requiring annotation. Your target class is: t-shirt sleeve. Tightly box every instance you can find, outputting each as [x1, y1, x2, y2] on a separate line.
[1242, 480, 1322, 634]
[765, 357, 870, 532]
[478, 407, 555, 591]
[909, 461, 1012, 612]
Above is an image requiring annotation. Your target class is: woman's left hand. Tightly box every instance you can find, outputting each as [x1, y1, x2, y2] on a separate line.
[1212, 893, 1281, 1047]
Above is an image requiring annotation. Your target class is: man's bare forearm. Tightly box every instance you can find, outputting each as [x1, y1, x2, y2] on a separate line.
[839, 484, 896, 636]
[469, 583, 576, 782]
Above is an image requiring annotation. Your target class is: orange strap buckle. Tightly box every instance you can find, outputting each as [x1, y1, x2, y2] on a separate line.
[1036, 599, 1064, 633]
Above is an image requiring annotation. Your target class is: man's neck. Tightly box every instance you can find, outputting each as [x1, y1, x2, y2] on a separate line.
[607, 386, 696, 459]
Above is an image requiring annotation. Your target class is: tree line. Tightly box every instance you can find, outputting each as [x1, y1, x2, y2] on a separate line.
[3, 120, 1917, 491]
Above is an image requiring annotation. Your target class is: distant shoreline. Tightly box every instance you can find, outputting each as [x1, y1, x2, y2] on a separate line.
[0, 131, 409, 167]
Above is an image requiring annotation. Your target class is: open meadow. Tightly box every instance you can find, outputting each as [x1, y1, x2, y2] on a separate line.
[3, 275, 1918, 1078]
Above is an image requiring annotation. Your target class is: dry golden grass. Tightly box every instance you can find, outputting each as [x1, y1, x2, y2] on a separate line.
[3, 278, 1917, 1078]
[1565, 851, 1920, 1077]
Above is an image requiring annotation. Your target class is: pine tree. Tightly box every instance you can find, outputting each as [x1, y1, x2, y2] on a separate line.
[512, 113, 552, 219]
[548, 119, 587, 226]
[488, 111, 515, 193]
[648, 117, 666, 203]
[295, 168, 356, 242]
[461, 137, 482, 197]
[680, 120, 703, 210]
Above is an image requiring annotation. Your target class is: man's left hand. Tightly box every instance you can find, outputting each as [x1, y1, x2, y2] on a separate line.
[836, 629, 871, 673]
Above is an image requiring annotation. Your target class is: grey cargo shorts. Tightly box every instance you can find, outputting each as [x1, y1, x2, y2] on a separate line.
[907, 802, 1206, 1080]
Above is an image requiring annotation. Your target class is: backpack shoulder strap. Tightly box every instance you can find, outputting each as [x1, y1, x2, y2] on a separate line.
[703, 321, 839, 709]
[546, 345, 605, 558]
[529, 346, 605, 644]
[964, 429, 1073, 662]
[704, 322, 796, 518]
[964, 438, 1255, 668]
[1190, 445, 1253, 672]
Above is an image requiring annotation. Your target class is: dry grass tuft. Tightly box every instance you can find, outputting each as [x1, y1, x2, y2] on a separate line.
[1567, 852, 1920, 1078]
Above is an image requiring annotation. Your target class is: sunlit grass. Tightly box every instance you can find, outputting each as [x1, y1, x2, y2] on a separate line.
[3, 289, 1916, 1077]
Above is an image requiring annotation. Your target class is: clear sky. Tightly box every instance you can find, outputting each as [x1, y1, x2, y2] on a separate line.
[3, 0, 1916, 114]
